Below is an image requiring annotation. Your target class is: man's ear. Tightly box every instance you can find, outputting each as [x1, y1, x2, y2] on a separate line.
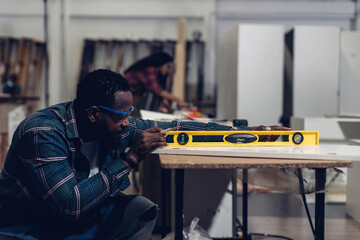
[87, 106, 100, 123]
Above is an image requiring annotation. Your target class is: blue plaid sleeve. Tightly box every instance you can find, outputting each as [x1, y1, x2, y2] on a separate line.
[16, 116, 129, 221]
[122, 117, 232, 147]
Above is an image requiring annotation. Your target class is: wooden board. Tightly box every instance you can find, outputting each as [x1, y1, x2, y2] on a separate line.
[0, 133, 8, 171]
[93, 39, 111, 69]
[0, 37, 6, 82]
[171, 18, 186, 101]
[159, 154, 352, 169]
[78, 39, 96, 80]
[154, 144, 360, 162]
[17, 38, 33, 95]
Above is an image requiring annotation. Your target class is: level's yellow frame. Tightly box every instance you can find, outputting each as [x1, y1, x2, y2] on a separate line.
[165, 130, 319, 147]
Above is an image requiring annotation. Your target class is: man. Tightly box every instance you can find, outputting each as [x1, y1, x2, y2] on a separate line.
[0, 69, 289, 239]
[0, 69, 245, 240]
[123, 52, 188, 117]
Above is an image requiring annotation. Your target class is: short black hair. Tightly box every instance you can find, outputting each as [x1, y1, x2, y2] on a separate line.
[124, 52, 173, 73]
[76, 69, 130, 109]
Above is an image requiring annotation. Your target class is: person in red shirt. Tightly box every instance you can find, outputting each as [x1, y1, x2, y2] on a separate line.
[124, 52, 188, 117]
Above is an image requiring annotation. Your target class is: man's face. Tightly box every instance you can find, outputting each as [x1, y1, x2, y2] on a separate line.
[158, 62, 173, 87]
[96, 90, 133, 142]
[159, 62, 173, 77]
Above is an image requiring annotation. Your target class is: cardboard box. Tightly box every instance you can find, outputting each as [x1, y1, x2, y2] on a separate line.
[0, 103, 26, 133]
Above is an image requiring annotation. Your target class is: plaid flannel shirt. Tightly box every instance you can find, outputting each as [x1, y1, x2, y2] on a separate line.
[124, 66, 163, 96]
[0, 101, 231, 224]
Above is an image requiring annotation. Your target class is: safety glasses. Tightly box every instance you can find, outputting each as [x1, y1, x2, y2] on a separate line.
[87, 105, 134, 123]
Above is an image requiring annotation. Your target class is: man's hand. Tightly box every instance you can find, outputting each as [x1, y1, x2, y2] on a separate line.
[249, 125, 291, 142]
[129, 127, 168, 161]
[249, 125, 291, 131]
[177, 99, 188, 108]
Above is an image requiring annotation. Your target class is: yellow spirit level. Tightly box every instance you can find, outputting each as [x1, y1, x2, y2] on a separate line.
[165, 131, 318, 147]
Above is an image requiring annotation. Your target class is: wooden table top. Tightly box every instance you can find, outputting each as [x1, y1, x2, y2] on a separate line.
[155, 144, 358, 169]
[159, 154, 353, 169]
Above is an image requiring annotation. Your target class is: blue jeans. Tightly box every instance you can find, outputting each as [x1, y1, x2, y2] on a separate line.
[0, 195, 157, 240]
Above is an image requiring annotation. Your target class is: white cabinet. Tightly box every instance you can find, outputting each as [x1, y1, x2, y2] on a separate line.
[217, 24, 284, 126]
[291, 117, 360, 143]
[284, 26, 341, 121]
[340, 31, 360, 115]
[347, 162, 360, 223]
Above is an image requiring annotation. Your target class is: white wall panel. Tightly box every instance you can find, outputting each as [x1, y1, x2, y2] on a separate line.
[0, 0, 358, 114]
[67, 0, 206, 18]
[217, 1, 355, 18]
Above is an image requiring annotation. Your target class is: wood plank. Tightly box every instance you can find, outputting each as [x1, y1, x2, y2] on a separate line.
[93, 39, 110, 69]
[159, 154, 352, 169]
[17, 38, 34, 95]
[0, 133, 8, 171]
[136, 39, 151, 61]
[0, 37, 6, 82]
[25, 41, 41, 97]
[171, 18, 186, 101]
[163, 40, 176, 93]
[26, 42, 44, 113]
[114, 40, 126, 74]
[3, 38, 20, 84]
[154, 144, 360, 162]
[109, 40, 124, 72]
[78, 39, 96, 80]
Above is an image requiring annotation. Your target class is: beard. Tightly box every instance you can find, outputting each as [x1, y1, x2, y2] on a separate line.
[95, 119, 118, 147]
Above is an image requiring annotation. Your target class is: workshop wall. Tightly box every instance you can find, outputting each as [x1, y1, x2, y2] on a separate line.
[0, 0, 358, 113]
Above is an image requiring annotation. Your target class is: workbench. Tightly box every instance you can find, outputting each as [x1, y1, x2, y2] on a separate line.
[154, 144, 357, 240]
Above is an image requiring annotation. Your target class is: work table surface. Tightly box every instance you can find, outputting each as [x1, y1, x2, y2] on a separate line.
[153, 144, 357, 169]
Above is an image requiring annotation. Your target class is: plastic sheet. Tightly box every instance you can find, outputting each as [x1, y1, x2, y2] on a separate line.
[163, 217, 212, 240]
[238, 168, 344, 194]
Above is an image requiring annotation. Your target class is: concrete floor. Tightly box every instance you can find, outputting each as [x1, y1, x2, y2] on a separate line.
[152, 191, 360, 240]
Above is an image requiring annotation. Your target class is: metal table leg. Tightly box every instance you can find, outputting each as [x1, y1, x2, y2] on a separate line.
[175, 169, 184, 240]
[161, 168, 171, 238]
[243, 169, 248, 240]
[315, 168, 326, 240]
[232, 169, 237, 237]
